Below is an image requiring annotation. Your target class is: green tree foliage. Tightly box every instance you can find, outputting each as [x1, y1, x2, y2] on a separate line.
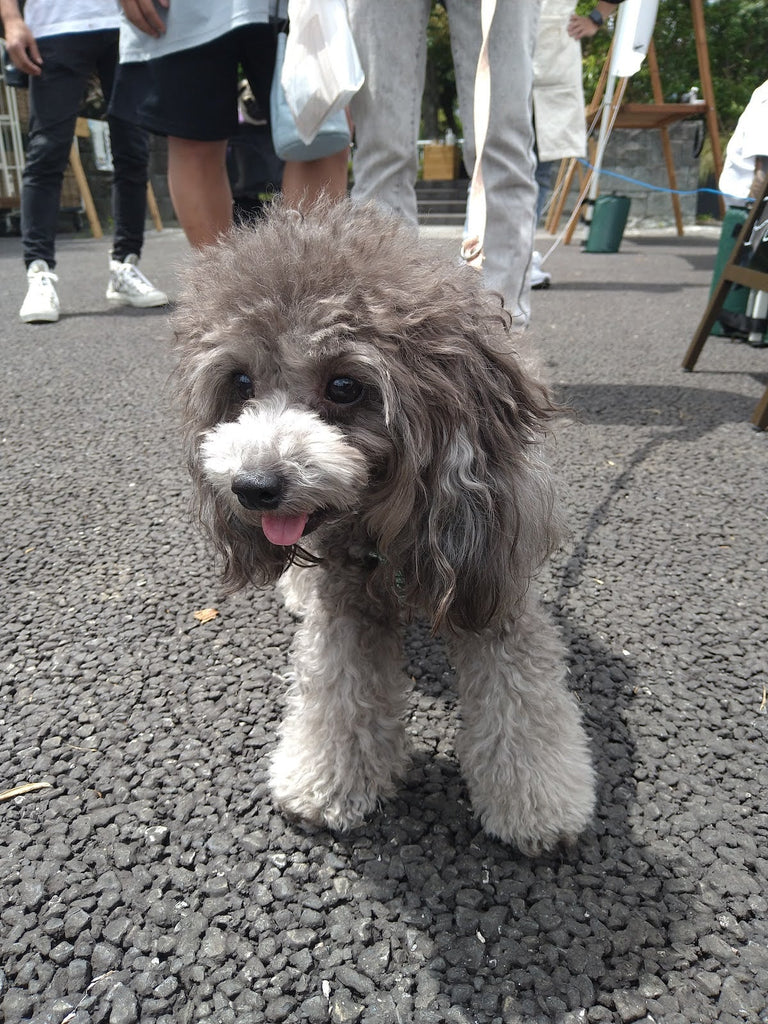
[422, 2, 458, 138]
[578, 0, 767, 132]
[424, 0, 766, 139]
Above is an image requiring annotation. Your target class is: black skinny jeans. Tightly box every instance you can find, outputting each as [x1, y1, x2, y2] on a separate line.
[22, 30, 149, 268]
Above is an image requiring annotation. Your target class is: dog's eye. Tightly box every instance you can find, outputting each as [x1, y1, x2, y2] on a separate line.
[325, 376, 364, 405]
[232, 372, 254, 401]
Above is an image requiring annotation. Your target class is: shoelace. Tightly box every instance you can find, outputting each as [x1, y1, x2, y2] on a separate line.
[32, 268, 59, 286]
[117, 263, 156, 294]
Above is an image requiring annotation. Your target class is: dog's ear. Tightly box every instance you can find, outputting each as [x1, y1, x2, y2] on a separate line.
[366, 314, 563, 633]
[170, 316, 292, 590]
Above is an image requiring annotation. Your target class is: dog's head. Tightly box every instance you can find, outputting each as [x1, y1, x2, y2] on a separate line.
[172, 199, 562, 630]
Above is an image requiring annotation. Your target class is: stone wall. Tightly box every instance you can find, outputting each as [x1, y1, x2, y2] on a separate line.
[556, 121, 704, 230]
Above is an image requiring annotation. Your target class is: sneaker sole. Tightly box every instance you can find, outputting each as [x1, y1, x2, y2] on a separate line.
[106, 292, 168, 308]
[20, 311, 60, 323]
[531, 279, 551, 291]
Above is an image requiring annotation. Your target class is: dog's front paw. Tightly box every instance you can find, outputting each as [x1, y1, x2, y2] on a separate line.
[461, 732, 596, 855]
[474, 764, 596, 855]
[269, 736, 405, 832]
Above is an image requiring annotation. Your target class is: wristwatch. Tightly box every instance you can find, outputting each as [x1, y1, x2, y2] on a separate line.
[587, 8, 604, 26]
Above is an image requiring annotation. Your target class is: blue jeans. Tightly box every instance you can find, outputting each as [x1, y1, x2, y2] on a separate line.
[536, 159, 557, 223]
[22, 30, 149, 268]
[347, 0, 541, 325]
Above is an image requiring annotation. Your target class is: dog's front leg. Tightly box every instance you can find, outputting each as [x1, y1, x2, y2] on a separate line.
[449, 594, 595, 854]
[270, 571, 408, 831]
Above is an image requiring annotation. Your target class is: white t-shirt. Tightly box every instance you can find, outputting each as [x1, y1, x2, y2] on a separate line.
[23, 0, 120, 39]
[719, 80, 768, 201]
[119, 0, 284, 63]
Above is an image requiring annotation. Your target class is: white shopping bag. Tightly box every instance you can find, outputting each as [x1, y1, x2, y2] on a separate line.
[282, 0, 364, 145]
[87, 119, 114, 172]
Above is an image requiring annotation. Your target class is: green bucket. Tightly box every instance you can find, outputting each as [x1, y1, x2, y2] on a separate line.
[584, 195, 631, 253]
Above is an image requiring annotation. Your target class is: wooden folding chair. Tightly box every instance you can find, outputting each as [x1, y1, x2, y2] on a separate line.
[681, 175, 768, 430]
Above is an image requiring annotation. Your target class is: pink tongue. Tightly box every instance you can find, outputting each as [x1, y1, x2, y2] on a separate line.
[261, 511, 309, 546]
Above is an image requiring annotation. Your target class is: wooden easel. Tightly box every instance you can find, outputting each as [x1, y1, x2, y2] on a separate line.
[70, 117, 163, 238]
[681, 175, 768, 430]
[546, 0, 723, 240]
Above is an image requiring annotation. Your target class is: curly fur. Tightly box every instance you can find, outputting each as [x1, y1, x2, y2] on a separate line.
[172, 198, 595, 853]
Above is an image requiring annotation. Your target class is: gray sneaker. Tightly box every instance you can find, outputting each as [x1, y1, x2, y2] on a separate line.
[19, 260, 60, 323]
[106, 254, 168, 308]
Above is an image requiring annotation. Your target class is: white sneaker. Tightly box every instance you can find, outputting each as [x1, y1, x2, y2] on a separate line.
[19, 260, 60, 323]
[531, 250, 551, 290]
[106, 254, 168, 308]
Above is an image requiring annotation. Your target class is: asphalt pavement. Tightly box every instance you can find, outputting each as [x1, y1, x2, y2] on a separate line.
[1, 217, 767, 1024]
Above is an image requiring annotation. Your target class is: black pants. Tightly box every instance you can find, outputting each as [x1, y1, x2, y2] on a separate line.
[22, 30, 149, 268]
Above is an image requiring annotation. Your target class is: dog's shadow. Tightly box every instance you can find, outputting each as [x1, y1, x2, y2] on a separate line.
[318, 618, 680, 1023]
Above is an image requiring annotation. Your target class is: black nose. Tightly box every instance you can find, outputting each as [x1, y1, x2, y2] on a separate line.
[231, 470, 284, 510]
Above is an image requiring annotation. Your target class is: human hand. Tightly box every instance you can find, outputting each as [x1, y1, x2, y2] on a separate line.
[3, 17, 43, 75]
[567, 13, 600, 39]
[120, 0, 169, 38]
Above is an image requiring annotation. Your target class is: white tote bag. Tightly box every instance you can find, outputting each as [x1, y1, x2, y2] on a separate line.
[281, 0, 364, 145]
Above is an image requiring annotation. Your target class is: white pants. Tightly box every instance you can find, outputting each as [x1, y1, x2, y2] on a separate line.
[347, 0, 541, 325]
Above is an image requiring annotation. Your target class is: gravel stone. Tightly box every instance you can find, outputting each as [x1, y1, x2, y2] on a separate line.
[200, 929, 228, 961]
[37, 997, 78, 1023]
[109, 983, 139, 1024]
[612, 990, 648, 1023]
[698, 934, 736, 962]
[695, 971, 722, 998]
[335, 966, 375, 998]
[48, 941, 75, 966]
[441, 935, 485, 971]
[356, 942, 391, 979]
[19, 879, 46, 910]
[63, 962, 91, 999]
[265, 995, 297, 1021]
[717, 976, 754, 1016]
[3, 988, 35, 1022]
[283, 928, 318, 950]
[64, 908, 91, 941]
[301, 994, 330, 1023]
[330, 989, 363, 1023]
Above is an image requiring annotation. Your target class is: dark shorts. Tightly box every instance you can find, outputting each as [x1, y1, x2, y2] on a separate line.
[114, 23, 277, 142]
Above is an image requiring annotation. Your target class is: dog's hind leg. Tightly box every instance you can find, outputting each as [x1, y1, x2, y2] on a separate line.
[269, 569, 409, 831]
[449, 594, 595, 855]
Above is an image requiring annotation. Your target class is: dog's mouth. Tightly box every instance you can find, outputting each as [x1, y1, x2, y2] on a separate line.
[260, 509, 326, 546]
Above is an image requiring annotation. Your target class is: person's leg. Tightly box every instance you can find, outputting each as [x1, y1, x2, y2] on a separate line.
[97, 36, 151, 260]
[124, 30, 246, 247]
[346, 0, 431, 224]
[167, 137, 233, 247]
[21, 33, 94, 268]
[107, 114, 151, 257]
[280, 148, 349, 207]
[449, 0, 541, 325]
[535, 158, 556, 224]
